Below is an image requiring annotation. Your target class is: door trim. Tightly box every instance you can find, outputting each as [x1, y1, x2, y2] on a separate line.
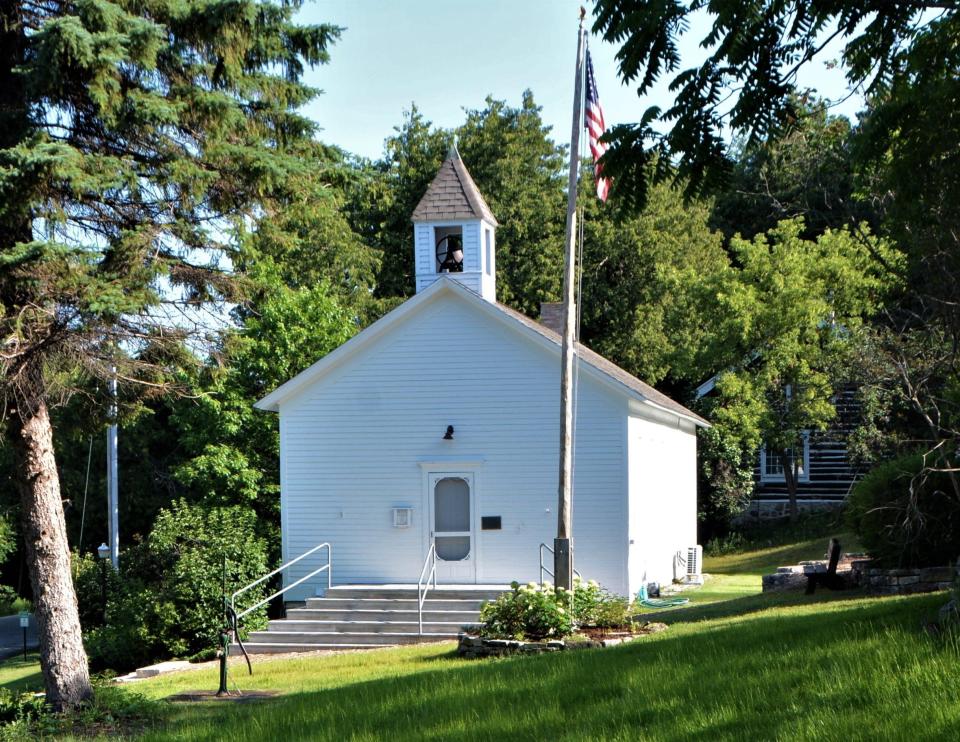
[420, 464, 481, 583]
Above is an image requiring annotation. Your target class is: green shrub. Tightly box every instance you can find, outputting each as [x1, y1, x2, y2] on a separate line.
[478, 579, 633, 640]
[571, 578, 631, 628]
[0, 586, 30, 617]
[0, 683, 162, 740]
[74, 500, 270, 672]
[847, 454, 960, 567]
[478, 582, 573, 640]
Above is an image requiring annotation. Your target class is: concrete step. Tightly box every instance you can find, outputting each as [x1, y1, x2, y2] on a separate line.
[302, 597, 488, 612]
[236, 585, 505, 655]
[243, 630, 457, 647]
[287, 608, 482, 623]
[232, 643, 385, 654]
[322, 587, 505, 601]
[266, 620, 477, 634]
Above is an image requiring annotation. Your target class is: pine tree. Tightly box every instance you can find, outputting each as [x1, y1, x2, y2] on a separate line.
[0, 0, 338, 709]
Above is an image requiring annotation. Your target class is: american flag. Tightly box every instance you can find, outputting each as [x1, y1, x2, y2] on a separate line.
[584, 49, 610, 202]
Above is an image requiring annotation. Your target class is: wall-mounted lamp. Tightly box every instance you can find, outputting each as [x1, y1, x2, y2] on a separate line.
[443, 425, 454, 440]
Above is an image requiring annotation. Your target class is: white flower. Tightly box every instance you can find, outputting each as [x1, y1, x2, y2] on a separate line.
[527, 581, 539, 590]
[588, 579, 599, 588]
[556, 586, 566, 593]
[557, 607, 565, 614]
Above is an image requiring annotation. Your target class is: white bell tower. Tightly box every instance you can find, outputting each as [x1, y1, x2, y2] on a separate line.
[411, 145, 498, 302]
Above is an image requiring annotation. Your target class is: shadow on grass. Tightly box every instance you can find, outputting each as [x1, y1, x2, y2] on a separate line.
[0, 653, 43, 693]
[707, 532, 863, 577]
[140, 593, 957, 742]
[651, 586, 875, 625]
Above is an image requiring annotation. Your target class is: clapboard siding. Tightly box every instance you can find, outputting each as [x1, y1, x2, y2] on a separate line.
[753, 386, 863, 503]
[277, 292, 630, 598]
[628, 415, 698, 595]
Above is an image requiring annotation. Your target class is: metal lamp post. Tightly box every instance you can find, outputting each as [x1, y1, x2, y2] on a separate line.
[97, 542, 110, 623]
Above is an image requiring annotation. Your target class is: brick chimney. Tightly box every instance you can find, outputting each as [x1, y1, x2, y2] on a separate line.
[539, 302, 564, 335]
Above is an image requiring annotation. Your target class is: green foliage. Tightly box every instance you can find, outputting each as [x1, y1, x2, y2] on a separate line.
[591, 1, 955, 211]
[847, 454, 960, 568]
[353, 93, 567, 315]
[697, 425, 755, 541]
[74, 500, 269, 672]
[571, 578, 631, 629]
[0, 586, 30, 617]
[479, 579, 633, 640]
[0, 682, 161, 740]
[478, 582, 573, 640]
[580, 178, 729, 386]
[456, 92, 566, 314]
[173, 283, 355, 527]
[349, 106, 451, 299]
[0, 515, 16, 568]
[712, 102, 870, 241]
[705, 220, 902, 515]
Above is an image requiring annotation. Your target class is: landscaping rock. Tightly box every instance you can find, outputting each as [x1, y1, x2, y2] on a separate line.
[457, 628, 663, 658]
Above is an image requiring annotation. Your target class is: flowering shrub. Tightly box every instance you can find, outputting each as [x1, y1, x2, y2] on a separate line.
[571, 577, 631, 628]
[478, 578, 635, 640]
[478, 581, 573, 640]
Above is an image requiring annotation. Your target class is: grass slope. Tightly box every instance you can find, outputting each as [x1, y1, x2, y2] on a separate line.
[2, 532, 957, 740]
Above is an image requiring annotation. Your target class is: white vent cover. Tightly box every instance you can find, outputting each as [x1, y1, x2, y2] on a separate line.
[686, 545, 703, 578]
[392, 507, 412, 528]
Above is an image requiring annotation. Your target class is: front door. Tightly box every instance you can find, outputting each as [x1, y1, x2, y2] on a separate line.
[429, 473, 476, 583]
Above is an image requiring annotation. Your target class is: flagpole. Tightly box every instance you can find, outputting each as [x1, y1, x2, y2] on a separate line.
[555, 10, 586, 592]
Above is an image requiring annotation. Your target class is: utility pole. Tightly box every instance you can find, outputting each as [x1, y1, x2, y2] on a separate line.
[106, 368, 119, 569]
[555, 12, 586, 592]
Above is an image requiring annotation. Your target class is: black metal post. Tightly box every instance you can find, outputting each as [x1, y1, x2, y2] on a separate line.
[22, 626, 26, 660]
[217, 554, 230, 696]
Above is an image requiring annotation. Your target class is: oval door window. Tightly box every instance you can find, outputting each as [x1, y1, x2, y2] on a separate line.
[434, 477, 470, 561]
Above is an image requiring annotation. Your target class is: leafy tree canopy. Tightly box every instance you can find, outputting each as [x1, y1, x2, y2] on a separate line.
[592, 1, 957, 211]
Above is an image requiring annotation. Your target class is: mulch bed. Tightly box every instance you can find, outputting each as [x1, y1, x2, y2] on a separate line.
[167, 690, 279, 703]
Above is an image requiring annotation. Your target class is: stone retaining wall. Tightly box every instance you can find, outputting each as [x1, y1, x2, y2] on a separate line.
[457, 625, 667, 659]
[762, 558, 958, 596]
[852, 562, 956, 596]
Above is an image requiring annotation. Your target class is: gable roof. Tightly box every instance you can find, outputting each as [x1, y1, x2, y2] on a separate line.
[411, 146, 498, 225]
[255, 278, 708, 427]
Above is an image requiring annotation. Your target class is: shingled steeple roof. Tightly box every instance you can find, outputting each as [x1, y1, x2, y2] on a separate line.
[411, 145, 498, 225]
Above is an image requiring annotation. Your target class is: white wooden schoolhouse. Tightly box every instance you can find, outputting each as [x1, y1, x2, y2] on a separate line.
[255, 148, 708, 602]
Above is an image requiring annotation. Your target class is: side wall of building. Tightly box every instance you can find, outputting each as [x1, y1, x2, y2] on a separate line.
[627, 413, 698, 595]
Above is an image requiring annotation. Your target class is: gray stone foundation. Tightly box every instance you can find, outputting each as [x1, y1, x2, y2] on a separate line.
[457, 624, 668, 658]
[738, 499, 845, 522]
[763, 557, 958, 596]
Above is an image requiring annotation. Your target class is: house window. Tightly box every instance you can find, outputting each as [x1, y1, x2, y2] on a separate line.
[759, 433, 810, 483]
[484, 229, 492, 276]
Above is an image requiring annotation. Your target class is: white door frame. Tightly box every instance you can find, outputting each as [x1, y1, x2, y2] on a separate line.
[419, 462, 481, 583]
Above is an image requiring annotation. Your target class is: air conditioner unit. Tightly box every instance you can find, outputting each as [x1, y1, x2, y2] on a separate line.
[675, 545, 703, 584]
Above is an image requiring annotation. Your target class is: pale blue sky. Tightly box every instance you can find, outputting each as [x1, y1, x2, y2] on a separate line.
[298, 1, 863, 160]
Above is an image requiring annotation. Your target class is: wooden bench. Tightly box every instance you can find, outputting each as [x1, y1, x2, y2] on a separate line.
[805, 538, 847, 594]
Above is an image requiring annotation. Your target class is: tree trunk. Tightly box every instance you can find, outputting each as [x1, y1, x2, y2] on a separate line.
[781, 448, 799, 522]
[7, 395, 92, 710]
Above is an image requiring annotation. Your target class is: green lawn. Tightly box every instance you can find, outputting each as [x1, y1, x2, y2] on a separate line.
[3, 532, 958, 740]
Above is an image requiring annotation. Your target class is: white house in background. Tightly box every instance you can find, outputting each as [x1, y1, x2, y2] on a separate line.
[255, 147, 709, 600]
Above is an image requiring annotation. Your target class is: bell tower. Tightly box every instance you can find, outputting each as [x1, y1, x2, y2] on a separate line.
[411, 145, 498, 302]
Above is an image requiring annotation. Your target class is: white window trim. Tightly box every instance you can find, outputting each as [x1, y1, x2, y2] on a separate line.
[759, 432, 810, 483]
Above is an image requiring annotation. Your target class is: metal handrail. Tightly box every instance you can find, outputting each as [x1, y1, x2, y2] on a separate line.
[539, 542, 581, 585]
[417, 542, 438, 636]
[231, 542, 332, 622]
